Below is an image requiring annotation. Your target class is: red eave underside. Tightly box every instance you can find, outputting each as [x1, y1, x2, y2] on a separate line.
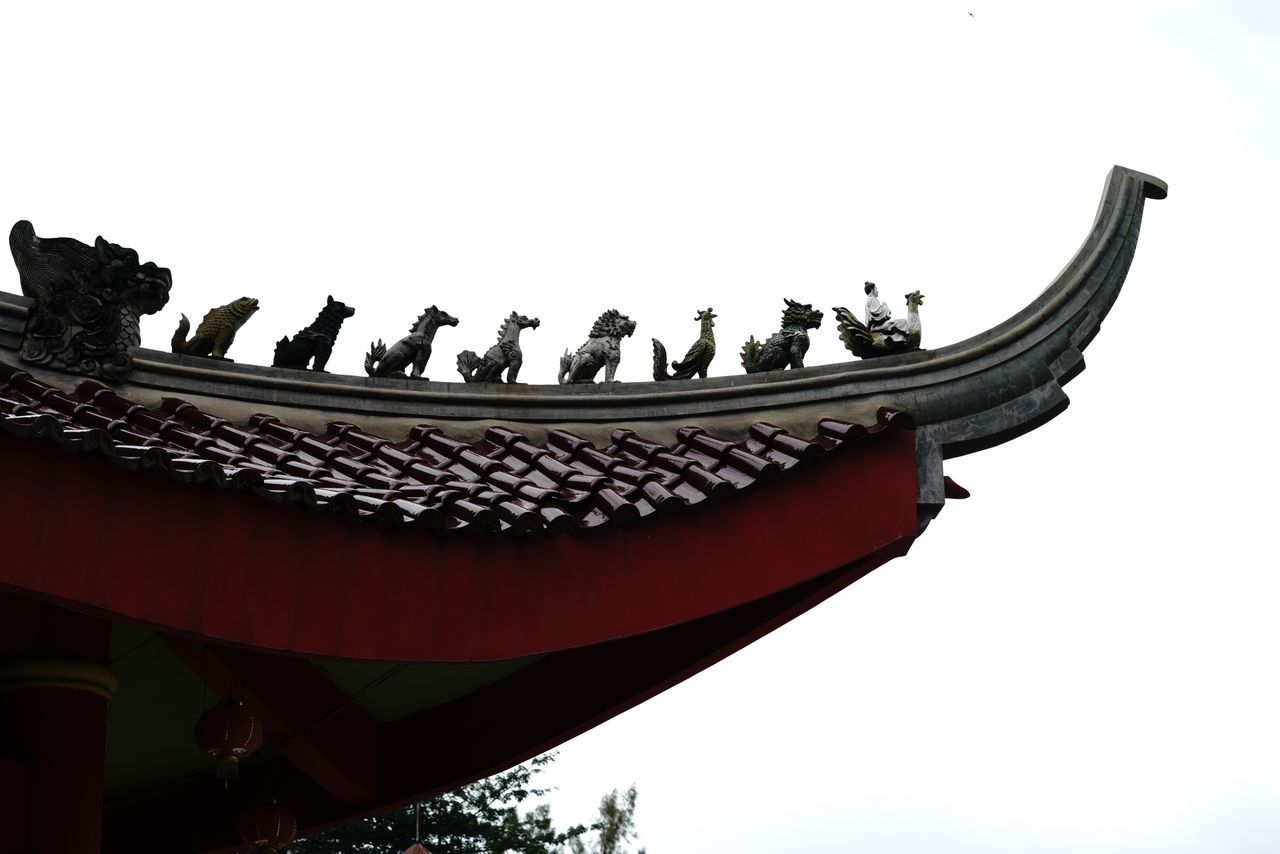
[0, 357, 920, 661]
[0, 359, 923, 850]
[0, 421, 918, 661]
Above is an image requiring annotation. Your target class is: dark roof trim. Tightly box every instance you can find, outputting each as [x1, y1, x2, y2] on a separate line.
[1, 166, 1164, 461]
[0, 361, 913, 537]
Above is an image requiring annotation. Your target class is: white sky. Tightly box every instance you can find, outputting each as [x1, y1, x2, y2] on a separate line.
[3, 1, 1278, 851]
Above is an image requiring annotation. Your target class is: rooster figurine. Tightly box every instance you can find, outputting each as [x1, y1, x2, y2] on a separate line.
[652, 307, 717, 381]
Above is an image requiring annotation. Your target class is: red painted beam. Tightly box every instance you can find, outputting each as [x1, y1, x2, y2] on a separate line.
[382, 539, 913, 802]
[162, 636, 380, 808]
[0, 426, 919, 663]
[102, 540, 913, 853]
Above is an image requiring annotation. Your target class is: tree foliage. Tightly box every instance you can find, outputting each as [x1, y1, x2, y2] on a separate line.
[290, 754, 643, 854]
[291, 754, 586, 854]
[566, 786, 644, 854]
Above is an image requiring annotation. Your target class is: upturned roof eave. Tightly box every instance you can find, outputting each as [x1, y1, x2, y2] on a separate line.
[0, 165, 1165, 457]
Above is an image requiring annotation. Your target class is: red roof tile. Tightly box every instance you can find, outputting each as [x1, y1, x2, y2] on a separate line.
[0, 360, 913, 536]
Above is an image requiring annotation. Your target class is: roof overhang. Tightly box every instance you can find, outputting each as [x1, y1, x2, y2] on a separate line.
[0, 165, 1165, 851]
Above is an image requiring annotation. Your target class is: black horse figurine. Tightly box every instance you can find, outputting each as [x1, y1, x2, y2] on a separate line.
[364, 305, 460, 379]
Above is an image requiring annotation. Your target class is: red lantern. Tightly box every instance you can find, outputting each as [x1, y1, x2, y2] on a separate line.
[193, 699, 263, 779]
[404, 845, 432, 854]
[238, 800, 297, 852]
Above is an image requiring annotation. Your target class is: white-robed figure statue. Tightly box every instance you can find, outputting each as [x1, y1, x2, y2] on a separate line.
[834, 283, 925, 358]
[862, 281, 923, 347]
[864, 281, 893, 330]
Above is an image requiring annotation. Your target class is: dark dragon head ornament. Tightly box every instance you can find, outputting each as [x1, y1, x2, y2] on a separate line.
[781, 298, 823, 330]
[10, 220, 172, 382]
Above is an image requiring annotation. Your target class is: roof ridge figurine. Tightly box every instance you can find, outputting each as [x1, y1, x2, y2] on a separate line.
[740, 299, 823, 374]
[558, 309, 636, 384]
[833, 283, 924, 358]
[456, 310, 540, 383]
[170, 297, 260, 361]
[272, 295, 355, 373]
[365, 305, 458, 380]
[652, 307, 717, 381]
[9, 220, 172, 382]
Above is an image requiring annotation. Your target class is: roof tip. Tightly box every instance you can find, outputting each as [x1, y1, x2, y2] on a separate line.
[1114, 165, 1168, 200]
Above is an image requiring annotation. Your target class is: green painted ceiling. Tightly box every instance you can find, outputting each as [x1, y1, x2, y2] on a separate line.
[105, 622, 212, 801]
[315, 654, 544, 724]
[103, 622, 544, 802]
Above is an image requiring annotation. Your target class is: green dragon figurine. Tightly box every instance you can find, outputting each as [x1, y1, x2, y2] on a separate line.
[652, 307, 716, 381]
[740, 299, 823, 374]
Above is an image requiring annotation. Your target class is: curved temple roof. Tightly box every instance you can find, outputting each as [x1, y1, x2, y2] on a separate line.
[0, 165, 1165, 853]
[0, 165, 1168, 521]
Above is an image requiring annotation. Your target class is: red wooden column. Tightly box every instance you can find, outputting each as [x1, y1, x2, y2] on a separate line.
[0, 594, 115, 853]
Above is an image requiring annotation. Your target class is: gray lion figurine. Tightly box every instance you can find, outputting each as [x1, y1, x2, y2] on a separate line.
[558, 309, 637, 384]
